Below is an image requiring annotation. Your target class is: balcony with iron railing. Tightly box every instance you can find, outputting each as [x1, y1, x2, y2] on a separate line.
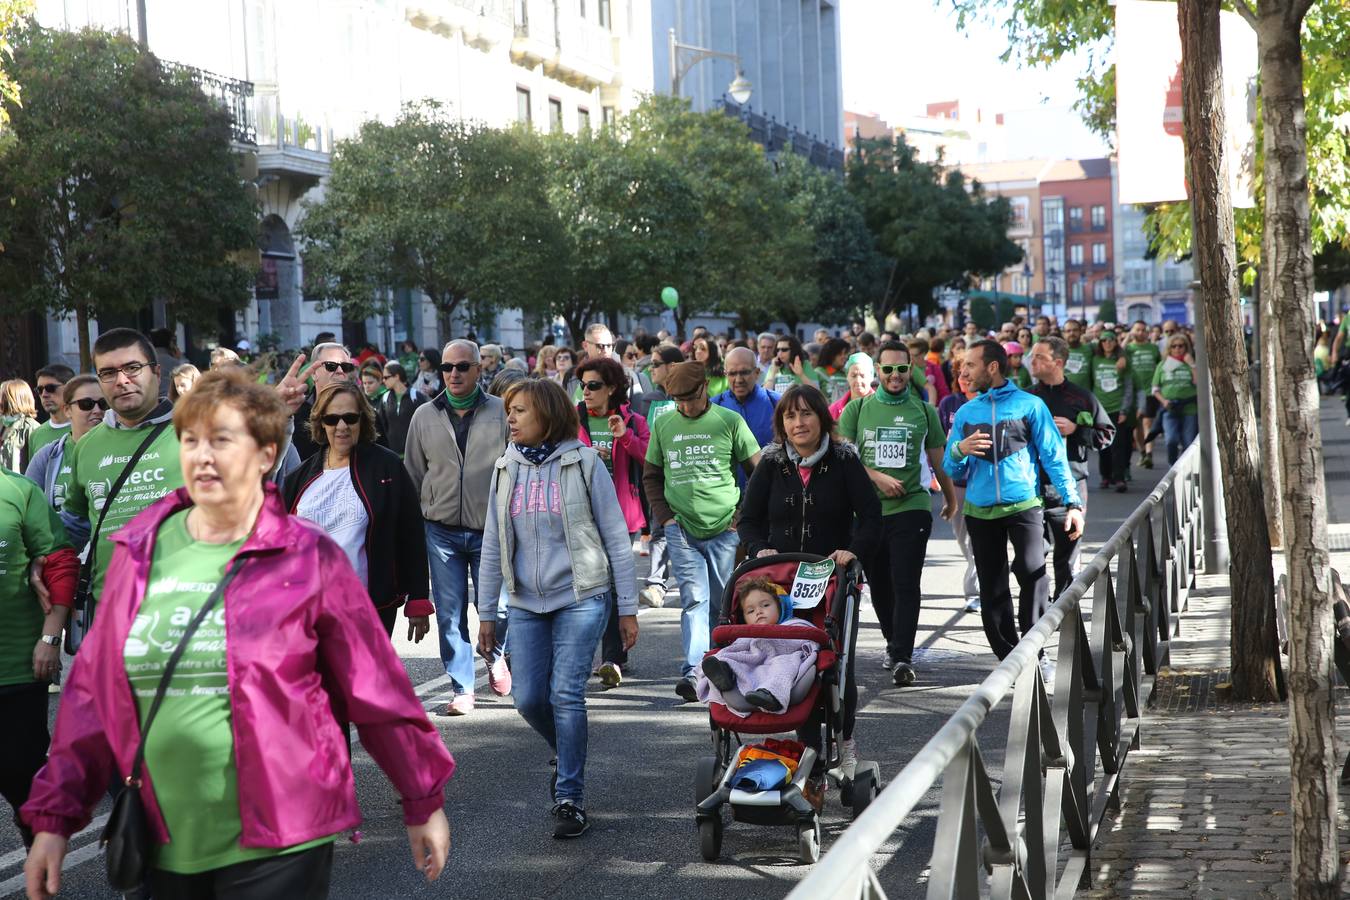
[719, 100, 845, 172]
[162, 60, 256, 145]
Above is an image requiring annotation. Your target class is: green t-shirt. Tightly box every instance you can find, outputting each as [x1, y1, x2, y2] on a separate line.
[0, 468, 70, 686]
[1125, 341, 1162, 391]
[645, 403, 759, 539]
[27, 420, 71, 460]
[1064, 344, 1094, 390]
[586, 415, 614, 473]
[64, 419, 184, 604]
[126, 510, 330, 873]
[837, 389, 944, 516]
[1090, 353, 1129, 414]
[1011, 366, 1032, 390]
[762, 362, 827, 395]
[707, 374, 729, 398]
[48, 435, 77, 514]
[1152, 357, 1199, 414]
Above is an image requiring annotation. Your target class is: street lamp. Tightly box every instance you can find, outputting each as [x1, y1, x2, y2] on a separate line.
[669, 28, 752, 105]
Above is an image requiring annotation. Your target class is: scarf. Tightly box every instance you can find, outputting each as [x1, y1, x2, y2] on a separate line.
[785, 434, 831, 469]
[446, 386, 481, 410]
[875, 384, 910, 406]
[515, 441, 559, 466]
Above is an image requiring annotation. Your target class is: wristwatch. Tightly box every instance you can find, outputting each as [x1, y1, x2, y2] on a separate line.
[40, 634, 61, 646]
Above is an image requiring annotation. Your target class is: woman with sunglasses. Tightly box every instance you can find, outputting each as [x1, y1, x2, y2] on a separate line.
[283, 382, 432, 641]
[574, 357, 650, 688]
[1151, 334, 1200, 464]
[761, 335, 825, 396]
[24, 376, 105, 514]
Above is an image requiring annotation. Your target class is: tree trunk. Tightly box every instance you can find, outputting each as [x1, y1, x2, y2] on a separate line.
[1257, 265, 1285, 548]
[1178, 0, 1281, 702]
[76, 300, 92, 371]
[1257, 2, 1339, 893]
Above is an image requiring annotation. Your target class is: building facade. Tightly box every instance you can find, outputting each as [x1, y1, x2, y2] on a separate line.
[1114, 203, 1195, 325]
[28, 0, 653, 367]
[1039, 157, 1114, 324]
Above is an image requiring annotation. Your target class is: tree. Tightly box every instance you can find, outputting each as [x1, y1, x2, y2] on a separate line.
[0, 0, 32, 126]
[0, 25, 258, 367]
[296, 101, 559, 334]
[847, 134, 1023, 326]
[968, 295, 995, 331]
[1097, 299, 1118, 324]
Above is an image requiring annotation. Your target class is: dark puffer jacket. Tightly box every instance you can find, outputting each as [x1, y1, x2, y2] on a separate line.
[738, 439, 882, 561]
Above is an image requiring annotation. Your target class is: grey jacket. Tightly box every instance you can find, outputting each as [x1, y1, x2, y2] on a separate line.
[477, 440, 638, 621]
[403, 393, 508, 530]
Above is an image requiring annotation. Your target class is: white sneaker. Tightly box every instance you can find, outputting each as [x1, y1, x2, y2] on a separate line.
[639, 584, 666, 609]
[839, 738, 858, 782]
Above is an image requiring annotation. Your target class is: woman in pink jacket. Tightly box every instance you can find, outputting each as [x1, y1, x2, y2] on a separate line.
[574, 356, 648, 688]
[23, 370, 453, 900]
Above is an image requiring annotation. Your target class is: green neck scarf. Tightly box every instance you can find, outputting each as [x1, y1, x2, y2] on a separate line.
[446, 386, 481, 410]
[875, 384, 910, 405]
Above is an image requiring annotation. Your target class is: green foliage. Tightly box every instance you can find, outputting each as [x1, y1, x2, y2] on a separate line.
[996, 296, 1017, 323]
[847, 133, 1024, 324]
[1097, 299, 1118, 324]
[0, 25, 258, 350]
[968, 295, 995, 331]
[0, 0, 33, 125]
[297, 101, 558, 326]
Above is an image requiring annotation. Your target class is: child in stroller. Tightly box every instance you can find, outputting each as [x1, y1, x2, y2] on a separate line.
[696, 576, 818, 713]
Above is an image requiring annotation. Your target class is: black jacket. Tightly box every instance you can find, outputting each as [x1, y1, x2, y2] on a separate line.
[376, 388, 429, 456]
[1029, 379, 1115, 504]
[281, 442, 429, 613]
[738, 440, 882, 561]
[291, 395, 319, 463]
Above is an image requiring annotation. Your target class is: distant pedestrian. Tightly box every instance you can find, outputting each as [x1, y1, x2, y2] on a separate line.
[25, 365, 74, 461]
[1090, 331, 1133, 491]
[0, 380, 40, 473]
[374, 361, 428, 456]
[1152, 335, 1199, 463]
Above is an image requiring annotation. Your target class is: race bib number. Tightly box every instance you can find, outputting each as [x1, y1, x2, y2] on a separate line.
[1097, 372, 1118, 393]
[874, 426, 908, 469]
[1065, 356, 1085, 374]
[773, 375, 797, 393]
[790, 559, 835, 610]
[648, 400, 675, 422]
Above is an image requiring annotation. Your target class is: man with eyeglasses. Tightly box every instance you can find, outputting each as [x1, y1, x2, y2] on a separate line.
[26, 365, 75, 459]
[630, 346, 685, 608]
[839, 341, 956, 687]
[59, 329, 184, 614]
[581, 323, 639, 400]
[403, 340, 509, 715]
[643, 361, 760, 700]
[711, 347, 779, 450]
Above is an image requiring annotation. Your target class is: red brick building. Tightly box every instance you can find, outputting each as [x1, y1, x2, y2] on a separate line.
[1039, 158, 1115, 322]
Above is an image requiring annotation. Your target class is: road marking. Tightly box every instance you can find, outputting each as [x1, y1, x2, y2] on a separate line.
[0, 814, 108, 896]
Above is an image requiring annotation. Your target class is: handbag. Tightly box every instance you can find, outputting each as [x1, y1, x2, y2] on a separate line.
[65, 421, 170, 655]
[101, 557, 244, 891]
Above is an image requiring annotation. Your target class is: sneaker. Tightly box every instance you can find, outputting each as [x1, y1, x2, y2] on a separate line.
[1115, 481, 1128, 494]
[551, 800, 590, 839]
[891, 661, 916, 687]
[639, 584, 666, 609]
[1141, 453, 1154, 469]
[487, 656, 512, 696]
[445, 694, 474, 716]
[597, 661, 622, 688]
[880, 651, 895, 671]
[675, 675, 699, 702]
[1099, 479, 1113, 490]
[838, 738, 858, 782]
[965, 597, 982, 614]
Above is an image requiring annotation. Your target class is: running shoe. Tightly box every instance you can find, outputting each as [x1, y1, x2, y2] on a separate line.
[965, 597, 982, 613]
[891, 661, 916, 687]
[639, 584, 666, 609]
[488, 656, 512, 696]
[597, 661, 622, 688]
[880, 651, 895, 671]
[445, 694, 474, 716]
[552, 801, 590, 839]
[675, 674, 699, 702]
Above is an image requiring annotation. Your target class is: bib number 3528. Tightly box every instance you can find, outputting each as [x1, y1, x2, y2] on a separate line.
[790, 560, 836, 610]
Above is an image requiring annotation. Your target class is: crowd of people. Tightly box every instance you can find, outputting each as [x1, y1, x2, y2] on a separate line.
[0, 311, 1202, 896]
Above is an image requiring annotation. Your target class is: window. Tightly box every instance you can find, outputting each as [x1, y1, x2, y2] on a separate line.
[1092, 242, 1107, 265]
[1091, 204, 1107, 229]
[1041, 198, 1063, 227]
[601, 105, 616, 127]
[516, 87, 531, 124]
[1069, 244, 1084, 267]
[548, 97, 563, 132]
[1094, 279, 1111, 301]
[1123, 264, 1153, 293]
[1008, 196, 1030, 231]
[1068, 206, 1083, 231]
[1071, 281, 1084, 304]
[598, 0, 611, 28]
[578, 107, 591, 132]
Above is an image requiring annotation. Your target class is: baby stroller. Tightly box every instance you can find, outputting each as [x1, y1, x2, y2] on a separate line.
[693, 552, 881, 863]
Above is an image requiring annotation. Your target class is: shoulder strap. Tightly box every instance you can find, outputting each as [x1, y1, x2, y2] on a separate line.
[128, 556, 244, 786]
[78, 420, 171, 593]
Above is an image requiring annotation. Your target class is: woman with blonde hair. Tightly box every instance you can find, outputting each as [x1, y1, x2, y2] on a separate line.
[0, 379, 40, 472]
[168, 364, 200, 403]
[533, 344, 560, 380]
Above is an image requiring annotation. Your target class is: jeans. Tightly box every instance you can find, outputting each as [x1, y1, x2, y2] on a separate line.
[646, 520, 670, 588]
[148, 842, 333, 899]
[0, 684, 49, 846]
[1161, 407, 1198, 463]
[966, 508, 1051, 660]
[425, 521, 483, 695]
[663, 523, 740, 676]
[865, 509, 933, 664]
[509, 593, 609, 804]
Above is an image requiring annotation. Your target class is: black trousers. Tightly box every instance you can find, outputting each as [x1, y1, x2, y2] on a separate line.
[1044, 481, 1087, 602]
[865, 509, 934, 664]
[148, 842, 333, 900]
[1098, 413, 1132, 483]
[966, 509, 1050, 660]
[0, 682, 50, 846]
[601, 531, 639, 666]
[377, 604, 398, 638]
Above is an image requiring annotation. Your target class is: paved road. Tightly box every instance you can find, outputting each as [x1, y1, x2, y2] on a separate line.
[0, 462, 1164, 900]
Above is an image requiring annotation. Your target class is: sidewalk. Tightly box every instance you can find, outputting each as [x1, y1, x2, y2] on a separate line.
[1087, 401, 1350, 898]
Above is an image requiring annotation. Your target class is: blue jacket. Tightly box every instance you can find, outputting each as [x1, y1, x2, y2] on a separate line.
[943, 380, 1081, 513]
[712, 385, 781, 448]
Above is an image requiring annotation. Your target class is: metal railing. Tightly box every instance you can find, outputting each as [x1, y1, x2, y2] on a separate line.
[162, 61, 256, 145]
[787, 441, 1204, 900]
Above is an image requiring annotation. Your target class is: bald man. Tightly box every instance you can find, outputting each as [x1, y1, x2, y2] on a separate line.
[711, 346, 780, 449]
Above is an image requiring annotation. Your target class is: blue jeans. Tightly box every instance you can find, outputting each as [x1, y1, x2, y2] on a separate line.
[425, 522, 482, 695]
[663, 523, 740, 676]
[508, 593, 608, 804]
[1161, 407, 1198, 464]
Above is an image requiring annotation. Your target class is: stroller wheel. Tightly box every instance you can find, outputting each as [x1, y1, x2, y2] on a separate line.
[796, 818, 821, 864]
[695, 755, 720, 806]
[850, 768, 879, 820]
[698, 817, 723, 861]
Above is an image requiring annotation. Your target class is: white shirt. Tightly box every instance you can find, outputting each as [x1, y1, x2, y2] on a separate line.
[296, 466, 369, 587]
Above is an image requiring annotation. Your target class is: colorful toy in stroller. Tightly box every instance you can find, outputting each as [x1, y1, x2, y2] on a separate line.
[693, 552, 881, 862]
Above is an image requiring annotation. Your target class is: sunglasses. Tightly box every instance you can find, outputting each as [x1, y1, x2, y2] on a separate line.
[320, 361, 357, 374]
[580, 380, 607, 392]
[776, 346, 791, 353]
[878, 364, 911, 375]
[37, 383, 63, 394]
[439, 362, 476, 373]
[321, 413, 361, 426]
[72, 397, 110, 412]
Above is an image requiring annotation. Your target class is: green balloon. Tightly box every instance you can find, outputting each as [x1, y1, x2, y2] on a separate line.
[661, 286, 679, 309]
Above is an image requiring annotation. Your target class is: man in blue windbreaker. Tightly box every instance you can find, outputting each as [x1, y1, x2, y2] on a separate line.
[943, 340, 1084, 660]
